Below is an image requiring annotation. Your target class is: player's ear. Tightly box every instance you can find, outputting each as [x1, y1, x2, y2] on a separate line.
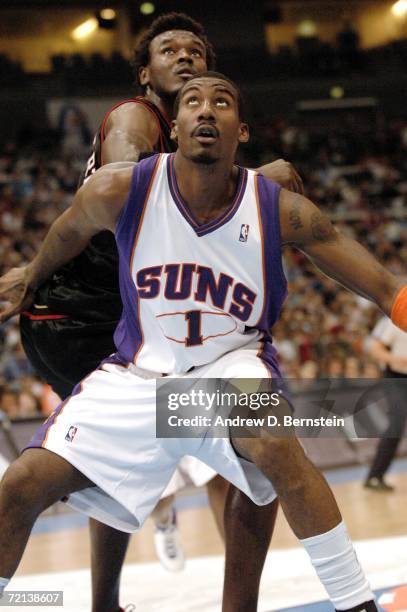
[238, 123, 249, 144]
[170, 121, 178, 142]
[139, 66, 149, 87]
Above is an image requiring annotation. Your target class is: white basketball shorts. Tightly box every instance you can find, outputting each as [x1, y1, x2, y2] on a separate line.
[28, 346, 277, 532]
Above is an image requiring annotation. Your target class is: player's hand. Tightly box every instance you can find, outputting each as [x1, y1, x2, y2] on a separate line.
[0, 266, 35, 323]
[258, 159, 304, 194]
[388, 355, 407, 372]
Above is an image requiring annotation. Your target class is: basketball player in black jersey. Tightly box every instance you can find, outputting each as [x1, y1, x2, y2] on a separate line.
[18, 13, 303, 612]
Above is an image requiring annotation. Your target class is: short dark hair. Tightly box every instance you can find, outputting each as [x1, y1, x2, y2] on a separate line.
[132, 12, 216, 90]
[173, 71, 245, 120]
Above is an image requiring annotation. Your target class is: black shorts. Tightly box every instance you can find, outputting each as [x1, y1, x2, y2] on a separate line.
[20, 315, 117, 400]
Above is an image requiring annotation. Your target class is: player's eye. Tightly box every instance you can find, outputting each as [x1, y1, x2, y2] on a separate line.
[163, 47, 175, 55]
[191, 49, 202, 57]
[186, 96, 199, 106]
[215, 98, 229, 107]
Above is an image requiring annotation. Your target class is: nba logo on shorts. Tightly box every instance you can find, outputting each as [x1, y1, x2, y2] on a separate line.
[65, 426, 78, 442]
[239, 224, 250, 242]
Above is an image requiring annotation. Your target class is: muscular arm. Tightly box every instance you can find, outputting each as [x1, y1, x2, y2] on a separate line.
[279, 189, 404, 316]
[102, 102, 160, 163]
[0, 166, 133, 322]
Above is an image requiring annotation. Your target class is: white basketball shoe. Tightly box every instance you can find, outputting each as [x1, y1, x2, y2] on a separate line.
[153, 508, 185, 572]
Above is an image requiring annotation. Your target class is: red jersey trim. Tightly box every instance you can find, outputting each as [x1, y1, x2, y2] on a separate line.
[21, 312, 69, 321]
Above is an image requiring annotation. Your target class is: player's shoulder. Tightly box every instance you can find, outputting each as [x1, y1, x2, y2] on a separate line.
[252, 168, 282, 190]
[84, 162, 135, 198]
[135, 152, 169, 176]
[251, 169, 284, 205]
[107, 97, 160, 127]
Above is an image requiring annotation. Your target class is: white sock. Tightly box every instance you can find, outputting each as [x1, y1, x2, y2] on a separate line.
[0, 577, 10, 596]
[300, 521, 375, 610]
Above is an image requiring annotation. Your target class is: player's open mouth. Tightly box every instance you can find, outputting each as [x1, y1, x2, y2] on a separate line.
[193, 124, 219, 143]
[176, 69, 196, 79]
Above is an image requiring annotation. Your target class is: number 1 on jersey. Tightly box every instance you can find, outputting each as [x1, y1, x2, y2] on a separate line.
[185, 310, 203, 346]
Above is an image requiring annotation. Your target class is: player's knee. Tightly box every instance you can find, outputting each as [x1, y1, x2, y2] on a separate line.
[0, 460, 45, 518]
[207, 474, 229, 496]
[249, 437, 290, 466]
[245, 437, 306, 486]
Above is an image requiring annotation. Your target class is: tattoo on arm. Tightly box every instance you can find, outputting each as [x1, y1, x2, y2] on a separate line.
[310, 212, 337, 243]
[288, 198, 304, 230]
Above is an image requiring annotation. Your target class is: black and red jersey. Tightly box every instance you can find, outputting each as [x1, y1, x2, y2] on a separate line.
[36, 97, 176, 322]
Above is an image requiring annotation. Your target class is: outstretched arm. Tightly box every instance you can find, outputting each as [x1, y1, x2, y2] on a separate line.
[279, 189, 405, 319]
[0, 165, 134, 322]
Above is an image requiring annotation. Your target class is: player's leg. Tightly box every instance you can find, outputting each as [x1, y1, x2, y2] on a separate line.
[89, 519, 131, 612]
[20, 316, 131, 611]
[151, 494, 175, 524]
[222, 488, 278, 612]
[232, 422, 377, 611]
[151, 487, 184, 571]
[206, 474, 228, 540]
[0, 449, 92, 584]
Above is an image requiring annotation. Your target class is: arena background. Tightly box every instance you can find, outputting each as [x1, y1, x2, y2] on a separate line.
[0, 1, 406, 610]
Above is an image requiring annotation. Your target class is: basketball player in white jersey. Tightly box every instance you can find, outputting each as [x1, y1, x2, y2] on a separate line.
[1, 72, 406, 611]
[19, 13, 302, 611]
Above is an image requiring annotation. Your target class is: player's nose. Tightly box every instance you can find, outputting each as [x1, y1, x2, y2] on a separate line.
[177, 49, 193, 64]
[198, 99, 216, 120]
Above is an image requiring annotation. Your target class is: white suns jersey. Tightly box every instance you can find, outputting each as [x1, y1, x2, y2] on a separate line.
[114, 153, 287, 375]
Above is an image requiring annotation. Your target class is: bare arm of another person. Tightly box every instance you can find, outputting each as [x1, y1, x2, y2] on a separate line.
[102, 102, 161, 163]
[0, 165, 134, 322]
[279, 189, 405, 321]
[257, 159, 304, 194]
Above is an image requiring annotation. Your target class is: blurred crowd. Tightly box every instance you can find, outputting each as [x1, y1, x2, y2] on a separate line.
[0, 112, 406, 419]
[2, 31, 406, 89]
[0, 135, 86, 420]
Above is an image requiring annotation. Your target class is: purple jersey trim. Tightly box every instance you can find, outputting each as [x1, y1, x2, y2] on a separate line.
[258, 335, 282, 378]
[167, 153, 248, 237]
[255, 174, 287, 331]
[114, 154, 162, 364]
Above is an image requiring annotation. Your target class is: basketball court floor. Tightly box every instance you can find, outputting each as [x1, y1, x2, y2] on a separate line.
[7, 460, 407, 611]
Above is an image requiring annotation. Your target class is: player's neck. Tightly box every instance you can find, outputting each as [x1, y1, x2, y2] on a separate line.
[173, 154, 239, 224]
[145, 89, 174, 121]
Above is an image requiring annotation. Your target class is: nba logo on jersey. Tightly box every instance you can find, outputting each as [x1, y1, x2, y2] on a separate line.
[239, 224, 250, 242]
[65, 426, 78, 442]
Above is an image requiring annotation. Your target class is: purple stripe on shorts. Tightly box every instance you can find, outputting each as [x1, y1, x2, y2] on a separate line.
[25, 379, 84, 450]
[26, 401, 67, 450]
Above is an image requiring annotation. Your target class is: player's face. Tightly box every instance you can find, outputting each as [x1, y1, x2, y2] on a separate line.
[171, 78, 249, 165]
[139, 30, 208, 98]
